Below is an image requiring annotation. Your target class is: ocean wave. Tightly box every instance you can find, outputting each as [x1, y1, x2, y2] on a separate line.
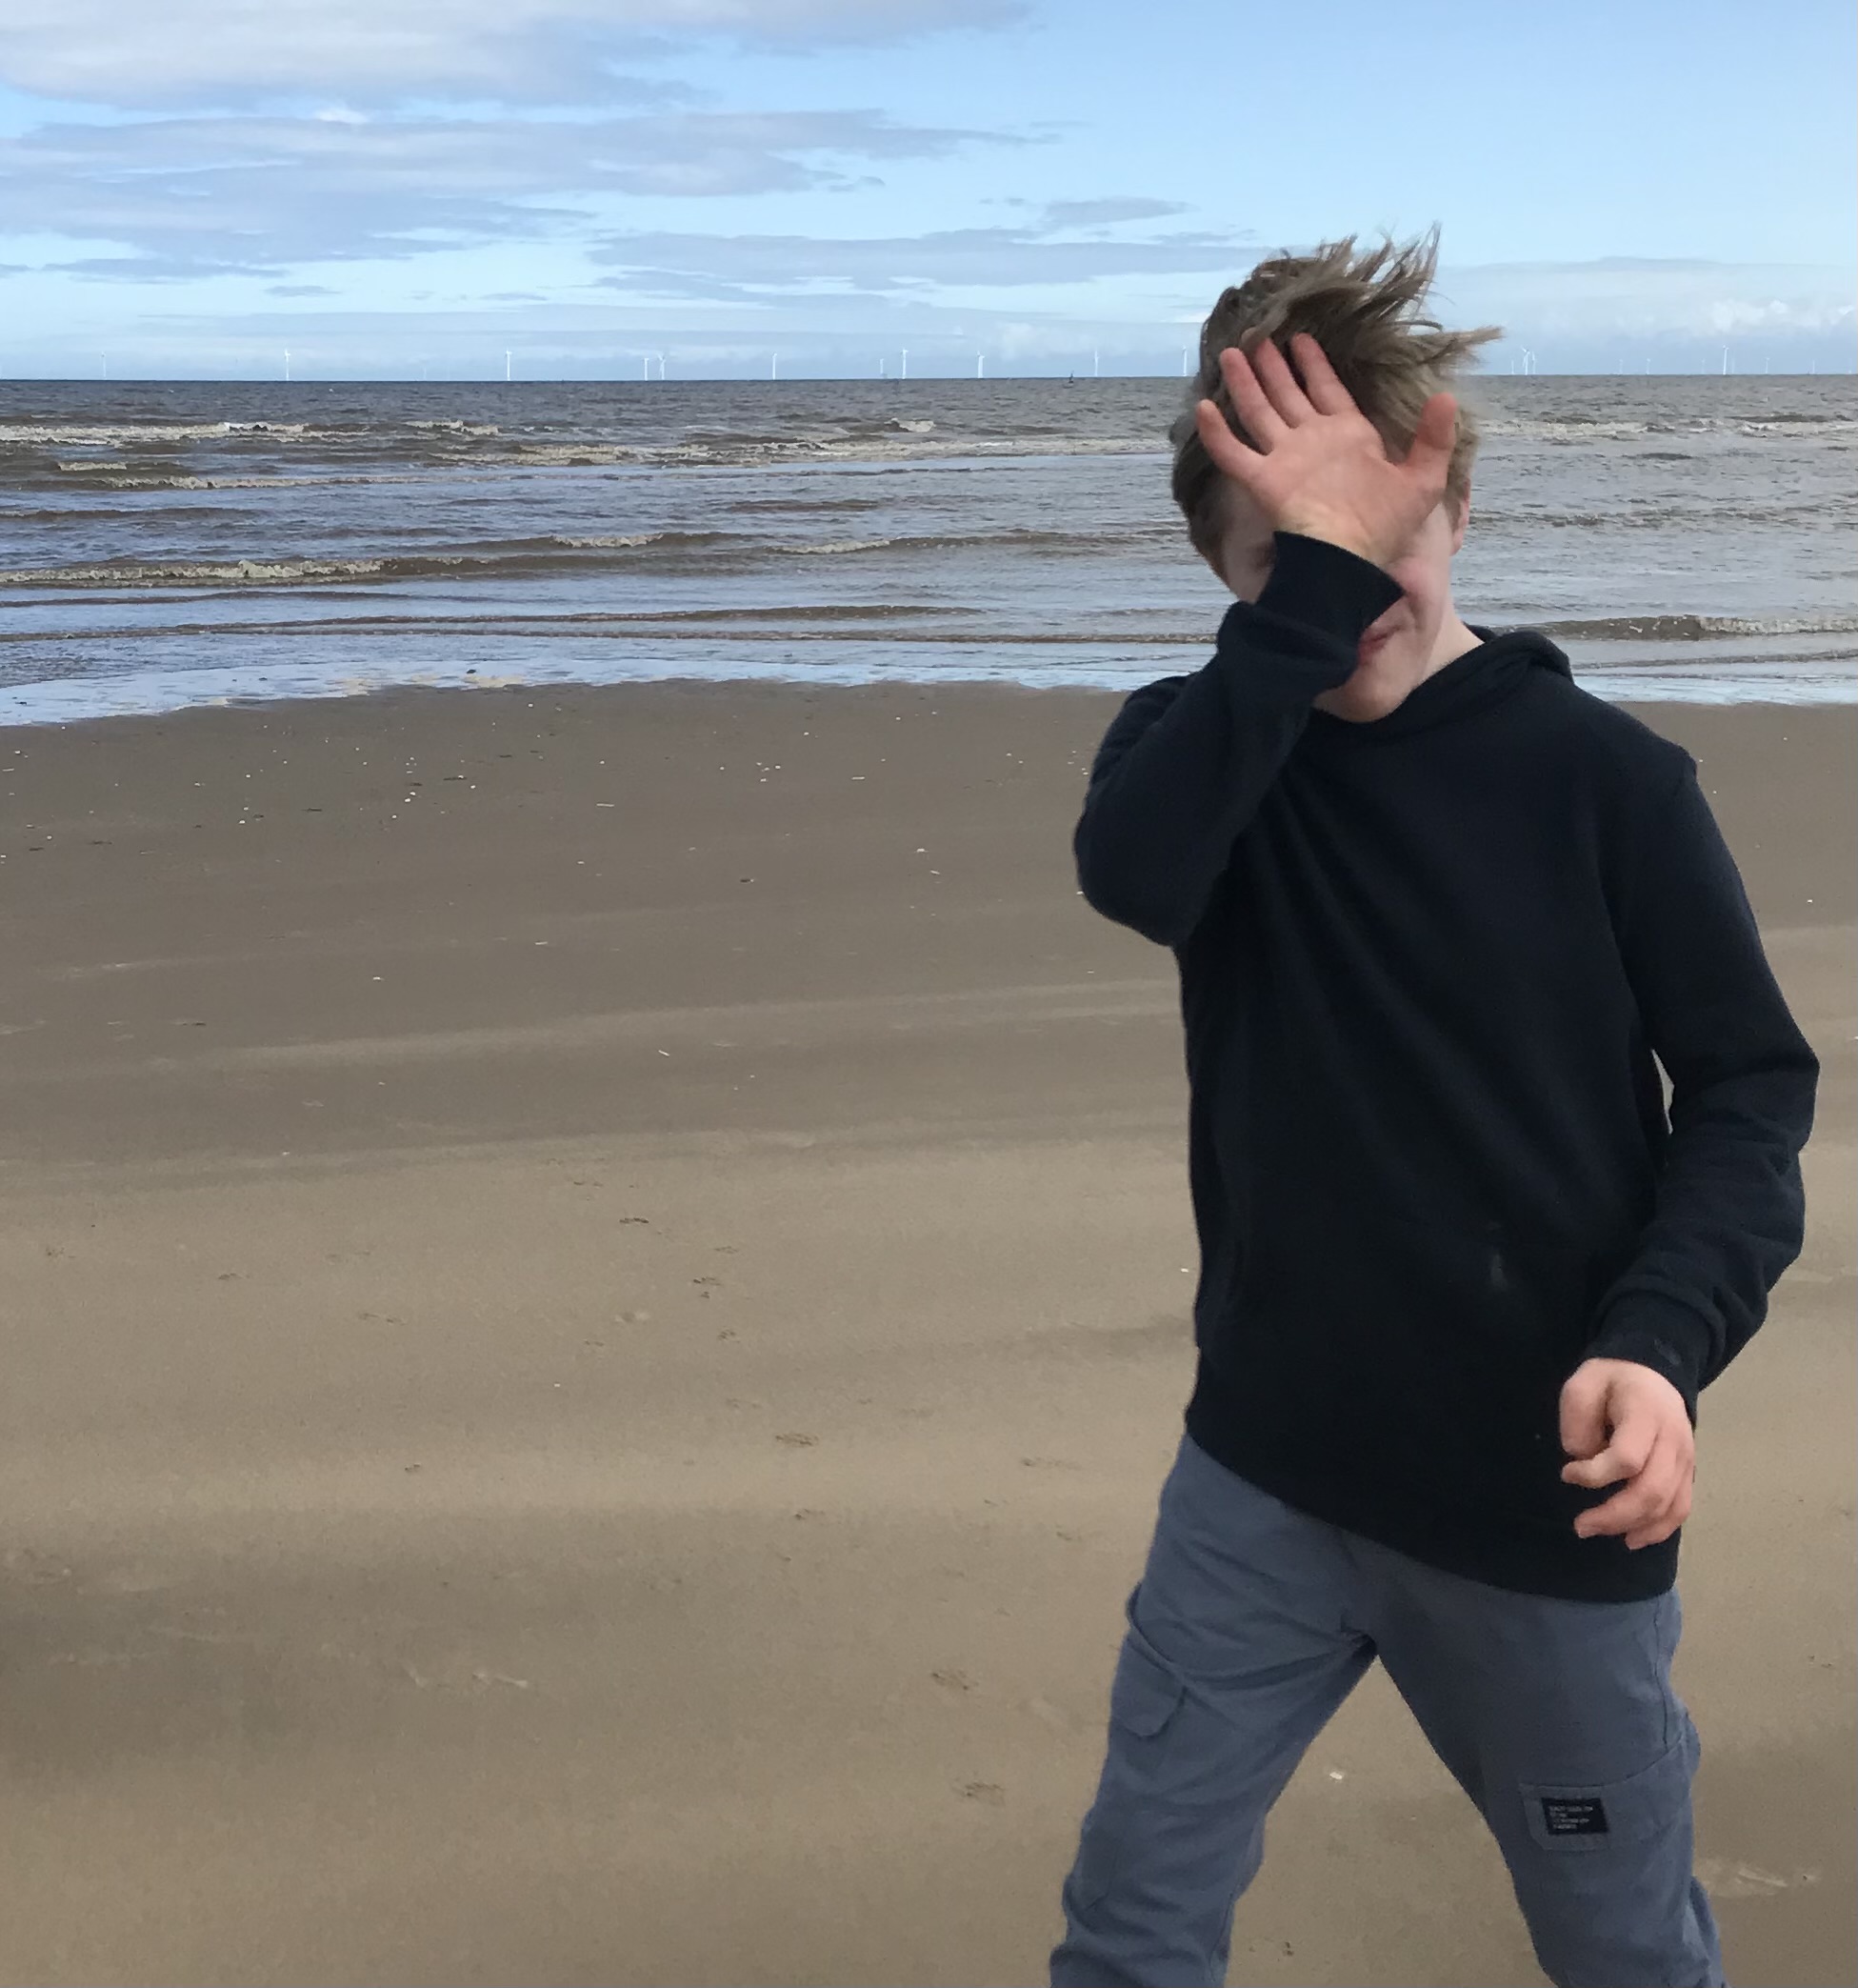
[556, 532, 678, 550]
[4, 419, 1171, 477]
[1483, 413, 1858, 443]
[0, 522, 1159, 591]
[0, 555, 436, 589]
[0, 503, 267, 522]
[0, 421, 311, 446]
[39, 470, 439, 492]
[1536, 612, 1858, 641]
[1476, 498, 1848, 528]
[790, 536, 902, 555]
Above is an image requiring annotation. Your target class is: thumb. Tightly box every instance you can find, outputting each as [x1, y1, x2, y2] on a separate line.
[1404, 392, 1458, 475]
[1559, 1363, 1612, 1460]
[1194, 395, 1257, 488]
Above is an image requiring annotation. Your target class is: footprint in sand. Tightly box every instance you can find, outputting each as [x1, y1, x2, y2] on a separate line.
[3, 1548, 73, 1586]
[958, 1781, 1007, 1806]
[775, 1432, 818, 1448]
[1695, 1858, 1821, 1899]
[400, 1657, 531, 1694]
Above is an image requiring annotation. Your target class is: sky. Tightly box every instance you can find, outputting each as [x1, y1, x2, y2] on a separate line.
[0, 0, 1852, 380]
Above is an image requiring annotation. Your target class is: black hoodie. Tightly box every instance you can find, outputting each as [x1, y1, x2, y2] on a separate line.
[1073, 530, 1819, 1602]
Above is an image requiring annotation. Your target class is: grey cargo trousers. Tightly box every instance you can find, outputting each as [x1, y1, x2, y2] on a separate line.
[1049, 1431, 1725, 1988]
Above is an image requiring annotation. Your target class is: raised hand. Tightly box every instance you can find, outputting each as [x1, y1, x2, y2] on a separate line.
[1193, 331, 1458, 572]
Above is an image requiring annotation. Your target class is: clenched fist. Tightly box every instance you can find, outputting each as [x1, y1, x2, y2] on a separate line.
[1559, 1357, 1696, 1550]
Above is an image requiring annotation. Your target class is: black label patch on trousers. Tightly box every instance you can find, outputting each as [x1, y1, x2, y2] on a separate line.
[1540, 1797, 1609, 1837]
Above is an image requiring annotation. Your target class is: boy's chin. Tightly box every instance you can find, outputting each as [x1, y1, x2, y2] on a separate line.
[1313, 653, 1412, 722]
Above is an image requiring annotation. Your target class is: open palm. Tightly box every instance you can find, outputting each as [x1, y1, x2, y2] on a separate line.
[1194, 331, 1458, 571]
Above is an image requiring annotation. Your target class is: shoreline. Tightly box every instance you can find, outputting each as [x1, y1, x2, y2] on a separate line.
[1, 640, 1855, 729]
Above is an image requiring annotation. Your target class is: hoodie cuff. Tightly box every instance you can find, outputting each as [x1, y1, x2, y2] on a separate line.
[1209, 532, 1407, 708]
[1251, 531, 1405, 648]
[1587, 1295, 1710, 1421]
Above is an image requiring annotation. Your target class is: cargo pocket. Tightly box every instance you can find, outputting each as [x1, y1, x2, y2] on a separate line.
[1517, 1717, 1698, 1857]
[1066, 1630, 1190, 1913]
[1109, 1628, 1189, 1742]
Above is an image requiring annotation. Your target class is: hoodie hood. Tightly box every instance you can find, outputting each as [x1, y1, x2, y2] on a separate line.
[1303, 625, 1572, 746]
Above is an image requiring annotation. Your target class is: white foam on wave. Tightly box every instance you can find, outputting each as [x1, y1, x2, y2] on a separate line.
[0, 554, 408, 588]
[0, 421, 311, 446]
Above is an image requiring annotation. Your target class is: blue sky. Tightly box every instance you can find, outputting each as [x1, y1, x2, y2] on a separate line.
[1, 0, 1851, 379]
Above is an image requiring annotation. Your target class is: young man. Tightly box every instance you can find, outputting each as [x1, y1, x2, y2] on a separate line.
[1049, 231, 1819, 1988]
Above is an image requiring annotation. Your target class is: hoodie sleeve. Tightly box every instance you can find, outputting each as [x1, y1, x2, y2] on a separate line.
[1071, 531, 1404, 949]
[1587, 756, 1821, 1413]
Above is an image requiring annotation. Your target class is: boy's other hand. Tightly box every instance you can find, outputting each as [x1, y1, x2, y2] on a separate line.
[1559, 1358, 1695, 1549]
[1193, 331, 1458, 572]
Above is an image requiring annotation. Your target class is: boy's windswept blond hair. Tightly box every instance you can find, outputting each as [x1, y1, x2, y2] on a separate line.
[1169, 225, 1504, 572]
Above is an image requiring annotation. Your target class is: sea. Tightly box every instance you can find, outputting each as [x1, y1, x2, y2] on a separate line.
[1, 372, 1853, 725]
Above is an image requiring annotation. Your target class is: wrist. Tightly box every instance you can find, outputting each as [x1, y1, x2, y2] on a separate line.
[1274, 520, 1386, 568]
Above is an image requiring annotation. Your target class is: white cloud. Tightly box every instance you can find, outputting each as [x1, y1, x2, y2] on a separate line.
[0, 109, 1025, 276]
[0, 0, 1026, 107]
[589, 222, 1249, 297]
[1436, 253, 1857, 343]
[1040, 198, 1188, 229]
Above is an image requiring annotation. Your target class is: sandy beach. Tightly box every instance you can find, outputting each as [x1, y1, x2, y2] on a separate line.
[0, 677, 1850, 1988]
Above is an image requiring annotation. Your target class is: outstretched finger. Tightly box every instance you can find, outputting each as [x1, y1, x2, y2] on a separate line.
[1286, 332, 1358, 417]
[1247, 336, 1318, 430]
[1193, 396, 1266, 489]
[1218, 345, 1291, 449]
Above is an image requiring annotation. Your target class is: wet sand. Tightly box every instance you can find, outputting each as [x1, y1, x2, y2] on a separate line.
[0, 678, 1851, 1987]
